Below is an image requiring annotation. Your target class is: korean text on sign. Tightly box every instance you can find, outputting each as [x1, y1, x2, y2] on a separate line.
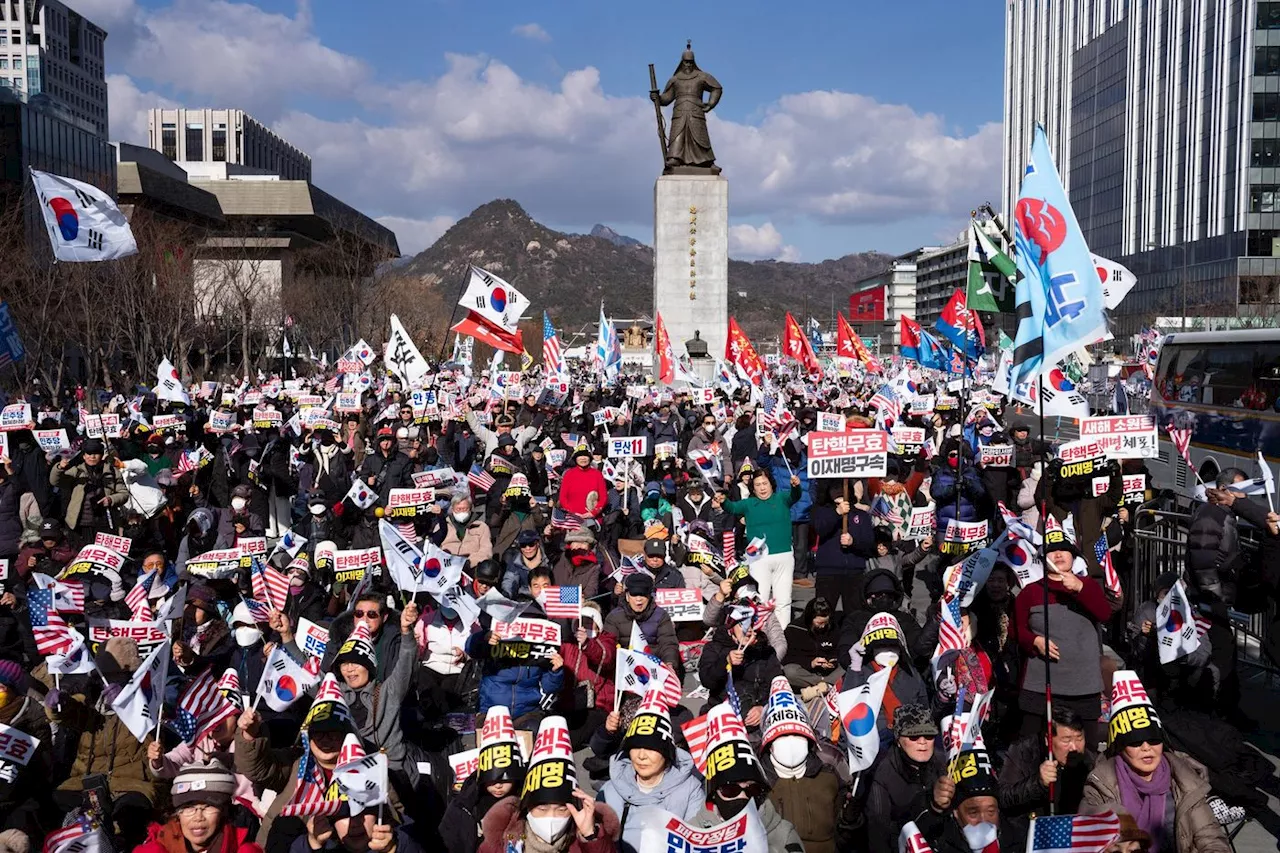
[806, 430, 890, 479]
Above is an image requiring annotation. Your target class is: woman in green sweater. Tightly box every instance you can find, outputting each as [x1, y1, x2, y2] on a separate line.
[714, 467, 802, 625]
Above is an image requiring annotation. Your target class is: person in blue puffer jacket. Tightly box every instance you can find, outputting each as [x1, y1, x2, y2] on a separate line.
[465, 612, 566, 728]
[930, 436, 990, 541]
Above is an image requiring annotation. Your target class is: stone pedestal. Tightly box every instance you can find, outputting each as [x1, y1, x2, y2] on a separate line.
[653, 174, 728, 364]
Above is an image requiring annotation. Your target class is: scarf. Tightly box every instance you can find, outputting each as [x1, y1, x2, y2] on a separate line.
[1115, 756, 1172, 853]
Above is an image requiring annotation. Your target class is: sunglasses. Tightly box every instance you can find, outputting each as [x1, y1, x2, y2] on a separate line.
[716, 782, 763, 798]
[903, 734, 934, 742]
[1129, 738, 1162, 747]
[353, 609, 382, 619]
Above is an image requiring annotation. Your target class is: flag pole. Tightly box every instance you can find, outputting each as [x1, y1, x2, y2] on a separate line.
[1035, 371, 1055, 814]
[436, 267, 471, 364]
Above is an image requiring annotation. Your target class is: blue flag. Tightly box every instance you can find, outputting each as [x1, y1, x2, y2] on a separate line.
[918, 329, 947, 371]
[1010, 125, 1106, 385]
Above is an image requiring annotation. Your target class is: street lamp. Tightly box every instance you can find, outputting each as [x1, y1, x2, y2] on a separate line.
[1147, 241, 1188, 331]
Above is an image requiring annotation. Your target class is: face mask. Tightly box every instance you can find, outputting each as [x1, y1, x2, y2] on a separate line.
[770, 735, 809, 769]
[714, 792, 750, 818]
[962, 822, 999, 853]
[947, 457, 959, 469]
[867, 593, 897, 612]
[290, 577, 305, 592]
[527, 815, 572, 843]
[874, 650, 900, 667]
[310, 504, 326, 516]
[234, 626, 263, 647]
[452, 511, 469, 523]
[231, 497, 248, 512]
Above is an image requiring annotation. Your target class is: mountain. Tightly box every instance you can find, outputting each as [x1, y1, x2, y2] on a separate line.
[395, 199, 893, 342]
[588, 224, 644, 248]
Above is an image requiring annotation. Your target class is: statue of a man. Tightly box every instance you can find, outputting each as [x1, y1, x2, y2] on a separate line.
[652, 42, 722, 171]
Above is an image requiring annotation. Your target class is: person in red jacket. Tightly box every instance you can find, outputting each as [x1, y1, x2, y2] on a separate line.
[1012, 529, 1114, 748]
[560, 602, 618, 747]
[558, 448, 607, 520]
[133, 760, 262, 853]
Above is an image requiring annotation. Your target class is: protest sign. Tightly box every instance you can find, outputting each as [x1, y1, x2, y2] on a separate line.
[87, 619, 168, 658]
[1122, 474, 1147, 504]
[335, 392, 361, 413]
[654, 588, 704, 622]
[64, 544, 126, 577]
[935, 395, 959, 411]
[909, 396, 935, 415]
[208, 410, 237, 433]
[152, 414, 184, 432]
[979, 445, 1014, 467]
[332, 547, 382, 584]
[907, 505, 936, 539]
[448, 748, 480, 791]
[940, 519, 989, 556]
[94, 533, 133, 557]
[816, 411, 845, 433]
[237, 537, 267, 557]
[0, 403, 33, 431]
[607, 436, 649, 458]
[690, 387, 716, 405]
[184, 547, 249, 579]
[1056, 438, 1109, 479]
[295, 617, 330, 659]
[891, 426, 925, 454]
[491, 618, 561, 661]
[33, 429, 68, 453]
[1080, 415, 1158, 460]
[412, 468, 458, 489]
[100, 412, 122, 438]
[654, 442, 678, 459]
[251, 408, 282, 429]
[385, 488, 436, 519]
[0, 723, 39, 768]
[807, 430, 890, 479]
[0, 559, 8, 582]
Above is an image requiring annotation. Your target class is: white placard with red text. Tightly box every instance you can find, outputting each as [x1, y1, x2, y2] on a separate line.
[806, 430, 890, 479]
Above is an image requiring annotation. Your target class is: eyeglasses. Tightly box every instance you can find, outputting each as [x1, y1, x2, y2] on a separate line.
[903, 734, 934, 742]
[177, 803, 218, 817]
[716, 782, 763, 798]
[1129, 738, 1162, 748]
[353, 609, 382, 619]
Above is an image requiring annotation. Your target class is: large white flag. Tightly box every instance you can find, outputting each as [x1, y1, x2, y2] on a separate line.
[1156, 579, 1201, 664]
[112, 640, 171, 741]
[30, 169, 138, 262]
[257, 645, 323, 711]
[461, 266, 526, 333]
[836, 664, 893, 773]
[378, 520, 464, 599]
[384, 315, 430, 389]
[154, 358, 191, 405]
[335, 732, 390, 814]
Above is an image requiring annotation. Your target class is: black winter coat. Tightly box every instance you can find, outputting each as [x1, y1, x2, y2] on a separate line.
[867, 745, 945, 853]
[439, 775, 500, 853]
[811, 504, 876, 576]
[698, 625, 784, 715]
[997, 734, 1093, 828]
[357, 449, 414, 507]
[0, 478, 22, 558]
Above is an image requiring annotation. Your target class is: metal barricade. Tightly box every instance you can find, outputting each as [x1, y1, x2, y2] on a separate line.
[1130, 494, 1276, 675]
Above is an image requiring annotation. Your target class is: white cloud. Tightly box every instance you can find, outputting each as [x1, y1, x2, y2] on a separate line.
[104, 2, 1001, 258]
[729, 222, 800, 262]
[512, 23, 551, 42]
[107, 74, 179, 143]
[376, 215, 456, 256]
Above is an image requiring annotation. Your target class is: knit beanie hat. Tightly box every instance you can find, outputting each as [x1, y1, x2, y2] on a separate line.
[0, 660, 26, 693]
[477, 705, 525, 786]
[334, 623, 377, 677]
[760, 676, 816, 749]
[171, 759, 237, 810]
[1109, 670, 1164, 750]
[520, 715, 577, 808]
[621, 685, 677, 766]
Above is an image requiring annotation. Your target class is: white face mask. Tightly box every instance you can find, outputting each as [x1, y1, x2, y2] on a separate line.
[874, 650, 900, 668]
[234, 626, 262, 647]
[527, 814, 572, 843]
[309, 504, 326, 516]
[962, 822, 999, 853]
[770, 734, 809, 769]
[231, 497, 248, 512]
[452, 511, 469, 523]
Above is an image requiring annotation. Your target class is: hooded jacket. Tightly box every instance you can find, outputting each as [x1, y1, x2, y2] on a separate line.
[763, 751, 843, 853]
[440, 775, 508, 853]
[1081, 752, 1231, 853]
[599, 748, 705, 853]
[478, 795, 620, 853]
[603, 599, 679, 672]
[698, 625, 784, 714]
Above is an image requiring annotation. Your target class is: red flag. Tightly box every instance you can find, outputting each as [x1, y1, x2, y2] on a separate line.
[900, 316, 923, 358]
[839, 313, 882, 373]
[783, 312, 821, 374]
[451, 311, 524, 354]
[655, 312, 676, 385]
[725, 317, 764, 386]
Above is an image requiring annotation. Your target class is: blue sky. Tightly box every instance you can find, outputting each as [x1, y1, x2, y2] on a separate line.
[101, 0, 1006, 260]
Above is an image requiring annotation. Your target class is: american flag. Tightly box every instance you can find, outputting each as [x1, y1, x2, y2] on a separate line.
[28, 588, 78, 656]
[1028, 812, 1121, 853]
[681, 713, 711, 773]
[932, 594, 966, 668]
[538, 585, 581, 619]
[760, 391, 796, 433]
[1093, 538, 1122, 597]
[279, 731, 343, 817]
[722, 530, 736, 565]
[43, 815, 106, 853]
[467, 463, 496, 494]
[34, 573, 85, 614]
[871, 495, 904, 525]
[870, 385, 902, 426]
[725, 664, 743, 717]
[126, 572, 152, 620]
[242, 597, 272, 624]
[543, 312, 564, 377]
[550, 507, 584, 531]
[1168, 427, 1193, 468]
[169, 667, 239, 745]
[1194, 613, 1212, 639]
[610, 554, 648, 582]
[251, 559, 289, 611]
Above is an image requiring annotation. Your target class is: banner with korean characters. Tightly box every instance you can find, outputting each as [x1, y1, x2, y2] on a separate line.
[491, 618, 561, 661]
[94, 532, 133, 557]
[152, 414, 185, 432]
[935, 395, 959, 412]
[1056, 437, 1109, 480]
[806, 430, 890, 479]
[0, 403, 32, 431]
[907, 505, 936, 539]
[83, 412, 122, 439]
[654, 588, 704, 622]
[64, 544, 126, 577]
[891, 426, 925, 455]
[33, 428, 69, 454]
[295, 617, 330, 659]
[87, 619, 168, 657]
[184, 547, 250, 579]
[386, 488, 436, 520]
[208, 410, 237, 433]
[335, 392, 362, 414]
[940, 519, 989, 556]
[1079, 415, 1158, 460]
[606, 436, 649, 458]
[331, 547, 382, 584]
[251, 408, 283, 430]
[908, 396, 935, 416]
[978, 444, 1015, 467]
[816, 412, 845, 433]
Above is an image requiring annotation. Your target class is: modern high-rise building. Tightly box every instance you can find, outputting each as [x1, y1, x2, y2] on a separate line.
[0, 0, 108, 137]
[146, 109, 312, 181]
[1003, 1, 1280, 333]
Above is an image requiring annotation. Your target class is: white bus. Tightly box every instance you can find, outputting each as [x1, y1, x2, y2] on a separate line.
[1147, 329, 1280, 496]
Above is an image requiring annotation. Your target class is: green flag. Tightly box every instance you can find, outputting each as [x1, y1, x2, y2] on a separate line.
[998, 330, 1014, 351]
[966, 221, 1017, 313]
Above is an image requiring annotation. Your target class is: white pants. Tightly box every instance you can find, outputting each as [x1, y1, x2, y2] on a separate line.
[749, 551, 796, 626]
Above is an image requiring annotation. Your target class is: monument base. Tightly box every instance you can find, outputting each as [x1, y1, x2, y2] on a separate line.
[653, 174, 728, 364]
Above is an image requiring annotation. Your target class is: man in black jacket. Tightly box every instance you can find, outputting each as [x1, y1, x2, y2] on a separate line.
[866, 703, 946, 853]
[352, 426, 412, 547]
[698, 604, 784, 728]
[996, 706, 1093, 833]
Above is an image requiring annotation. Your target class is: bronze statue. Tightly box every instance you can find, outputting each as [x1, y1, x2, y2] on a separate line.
[649, 42, 722, 173]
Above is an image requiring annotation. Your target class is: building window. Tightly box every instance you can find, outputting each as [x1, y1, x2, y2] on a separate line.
[1251, 185, 1280, 212]
[11, 58, 19, 70]
[1254, 138, 1280, 167]
[0, 58, 6, 69]
[1263, 2, 1280, 28]
[1257, 46, 1280, 76]
[212, 127, 226, 161]
[161, 122, 177, 160]
[185, 122, 203, 160]
[1255, 92, 1280, 121]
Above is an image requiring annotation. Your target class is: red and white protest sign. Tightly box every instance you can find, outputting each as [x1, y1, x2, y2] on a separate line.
[816, 412, 845, 433]
[940, 519, 989, 555]
[1122, 474, 1146, 504]
[295, 617, 330, 659]
[94, 533, 133, 557]
[907, 506, 936, 539]
[690, 387, 716, 405]
[1057, 437, 1108, 465]
[64, 544, 125, 576]
[891, 426, 926, 453]
[492, 618, 562, 660]
[251, 408, 282, 428]
[807, 430, 890, 479]
[448, 748, 480, 791]
[335, 392, 361, 413]
[332, 547, 382, 583]
[33, 429, 68, 453]
[0, 723, 39, 767]
[654, 588, 704, 622]
[237, 537, 268, 557]
[0, 404, 33, 431]
[87, 619, 168, 657]
[607, 436, 649, 458]
[1080, 415, 1158, 459]
[386, 488, 435, 519]
[152, 414, 184, 432]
